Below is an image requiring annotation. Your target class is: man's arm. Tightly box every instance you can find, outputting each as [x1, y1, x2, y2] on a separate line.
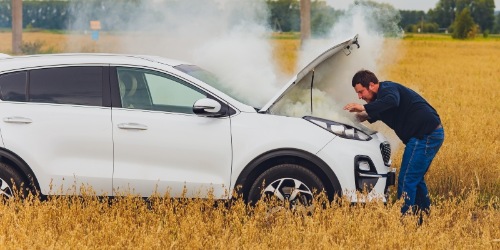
[343, 103, 365, 112]
[355, 111, 370, 122]
[364, 90, 400, 117]
[343, 104, 375, 122]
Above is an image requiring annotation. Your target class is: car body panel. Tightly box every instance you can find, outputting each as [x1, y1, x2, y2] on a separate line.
[317, 134, 390, 201]
[0, 102, 113, 195]
[0, 53, 182, 72]
[229, 112, 335, 185]
[111, 108, 232, 198]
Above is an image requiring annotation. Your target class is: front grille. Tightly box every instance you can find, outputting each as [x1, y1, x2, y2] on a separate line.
[380, 142, 391, 166]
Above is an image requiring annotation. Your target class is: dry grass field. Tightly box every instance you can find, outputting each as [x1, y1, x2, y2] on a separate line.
[0, 31, 499, 249]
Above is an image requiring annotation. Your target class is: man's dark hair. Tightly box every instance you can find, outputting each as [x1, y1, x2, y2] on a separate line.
[352, 69, 379, 88]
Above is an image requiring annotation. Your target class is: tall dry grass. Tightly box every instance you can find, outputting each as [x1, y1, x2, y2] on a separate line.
[0, 32, 498, 248]
[381, 38, 500, 201]
[0, 189, 498, 249]
[273, 35, 499, 201]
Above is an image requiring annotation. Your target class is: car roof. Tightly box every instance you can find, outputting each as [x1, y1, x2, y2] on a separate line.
[0, 53, 258, 113]
[0, 53, 188, 72]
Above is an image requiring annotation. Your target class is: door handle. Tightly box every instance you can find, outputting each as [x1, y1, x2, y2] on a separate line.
[357, 173, 391, 178]
[358, 173, 383, 178]
[117, 123, 148, 130]
[3, 116, 33, 124]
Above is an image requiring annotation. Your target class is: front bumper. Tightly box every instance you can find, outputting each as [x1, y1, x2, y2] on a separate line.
[316, 135, 395, 202]
[354, 156, 396, 193]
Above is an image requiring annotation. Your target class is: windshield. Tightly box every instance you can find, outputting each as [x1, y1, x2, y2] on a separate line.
[174, 64, 248, 104]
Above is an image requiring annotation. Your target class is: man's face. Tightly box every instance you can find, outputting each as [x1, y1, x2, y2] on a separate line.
[354, 83, 376, 103]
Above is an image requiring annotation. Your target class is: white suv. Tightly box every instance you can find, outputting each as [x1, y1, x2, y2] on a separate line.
[0, 35, 394, 204]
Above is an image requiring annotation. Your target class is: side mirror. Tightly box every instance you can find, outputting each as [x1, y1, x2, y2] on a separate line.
[193, 98, 223, 116]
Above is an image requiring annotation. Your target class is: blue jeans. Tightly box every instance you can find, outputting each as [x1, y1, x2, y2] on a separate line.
[397, 127, 444, 215]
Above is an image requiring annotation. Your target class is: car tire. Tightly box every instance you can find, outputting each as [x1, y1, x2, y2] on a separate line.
[0, 162, 30, 199]
[247, 164, 325, 207]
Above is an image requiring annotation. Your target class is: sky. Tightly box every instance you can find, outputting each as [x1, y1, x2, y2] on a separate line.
[324, 0, 500, 11]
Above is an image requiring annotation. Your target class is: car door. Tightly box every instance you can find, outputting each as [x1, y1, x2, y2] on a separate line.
[111, 67, 232, 198]
[0, 66, 114, 195]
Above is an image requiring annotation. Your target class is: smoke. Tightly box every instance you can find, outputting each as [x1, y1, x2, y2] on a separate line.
[67, 1, 403, 146]
[67, 0, 280, 108]
[298, 3, 403, 104]
[273, 2, 404, 148]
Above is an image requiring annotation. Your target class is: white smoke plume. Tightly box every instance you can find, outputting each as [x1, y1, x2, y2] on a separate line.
[67, 0, 403, 146]
[276, 2, 404, 148]
[67, 0, 280, 108]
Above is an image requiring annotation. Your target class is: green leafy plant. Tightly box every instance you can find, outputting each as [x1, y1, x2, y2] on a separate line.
[19, 40, 44, 54]
[452, 8, 477, 39]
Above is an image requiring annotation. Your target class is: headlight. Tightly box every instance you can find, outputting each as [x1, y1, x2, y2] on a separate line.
[304, 116, 371, 141]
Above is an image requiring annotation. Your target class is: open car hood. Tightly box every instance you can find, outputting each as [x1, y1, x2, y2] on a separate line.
[260, 34, 359, 112]
[259, 34, 374, 134]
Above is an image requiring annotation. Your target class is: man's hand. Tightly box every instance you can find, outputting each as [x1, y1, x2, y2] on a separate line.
[343, 103, 365, 113]
[355, 111, 370, 122]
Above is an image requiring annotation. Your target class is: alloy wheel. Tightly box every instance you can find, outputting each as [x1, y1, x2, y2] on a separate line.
[263, 177, 314, 207]
[0, 177, 13, 198]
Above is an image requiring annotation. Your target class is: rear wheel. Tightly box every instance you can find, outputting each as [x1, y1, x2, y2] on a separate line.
[0, 162, 29, 199]
[247, 164, 325, 207]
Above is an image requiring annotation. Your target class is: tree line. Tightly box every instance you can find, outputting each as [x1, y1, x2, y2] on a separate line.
[401, 0, 499, 38]
[0, 0, 499, 38]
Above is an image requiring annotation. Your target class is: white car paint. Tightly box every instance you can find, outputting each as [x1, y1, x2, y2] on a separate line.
[0, 34, 394, 202]
[111, 108, 232, 198]
[0, 102, 113, 195]
[229, 112, 335, 183]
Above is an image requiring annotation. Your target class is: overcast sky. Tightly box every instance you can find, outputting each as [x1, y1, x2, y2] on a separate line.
[324, 0, 500, 11]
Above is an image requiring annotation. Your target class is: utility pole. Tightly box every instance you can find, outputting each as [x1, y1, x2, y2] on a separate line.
[300, 0, 311, 47]
[421, 15, 424, 33]
[12, 0, 22, 54]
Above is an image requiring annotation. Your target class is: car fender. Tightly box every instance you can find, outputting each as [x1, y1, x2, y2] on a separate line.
[233, 148, 342, 200]
[0, 147, 41, 192]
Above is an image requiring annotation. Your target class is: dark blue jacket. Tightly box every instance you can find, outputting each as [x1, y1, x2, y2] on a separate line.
[364, 81, 441, 144]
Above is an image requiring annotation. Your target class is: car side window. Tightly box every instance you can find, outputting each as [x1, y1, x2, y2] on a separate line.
[0, 71, 27, 102]
[117, 67, 206, 114]
[29, 66, 103, 106]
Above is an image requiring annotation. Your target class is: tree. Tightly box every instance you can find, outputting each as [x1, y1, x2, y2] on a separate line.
[430, 0, 495, 32]
[494, 11, 500, 33]
[452, 8, 477, 38]
[406, 22, 440, 33]
[399, 10, 427, 30]
[23, 1, 69, 30]
[266, 0, 300, 32]
[350, 0, 401, 36]
[310, 2, 341, 36]
[266, 0, 343, 36]
[429, 0, 457, 29]
[470, 0, 495, 32]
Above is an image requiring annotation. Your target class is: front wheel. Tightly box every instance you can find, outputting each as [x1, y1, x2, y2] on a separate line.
[247, 164, 325, 207]
[0, 162, 30, 199]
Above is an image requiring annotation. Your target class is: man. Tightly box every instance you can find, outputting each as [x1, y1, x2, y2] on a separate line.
[343, 69, 444, 218]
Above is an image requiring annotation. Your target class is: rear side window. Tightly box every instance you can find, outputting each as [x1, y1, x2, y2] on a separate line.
[30, 66, 103, 106]
[0, 71, 27, 101]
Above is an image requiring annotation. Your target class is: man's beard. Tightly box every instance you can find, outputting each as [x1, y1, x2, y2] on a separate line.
[365, 92, 377, 103]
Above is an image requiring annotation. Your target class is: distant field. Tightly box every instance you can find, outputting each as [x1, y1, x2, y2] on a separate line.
[0, 30, 129, 55]
[0, 31, 498, 248]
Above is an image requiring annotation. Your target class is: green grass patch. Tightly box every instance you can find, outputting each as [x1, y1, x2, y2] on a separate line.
[403, 32, 500, 41]
[270, 32, 300, 40]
